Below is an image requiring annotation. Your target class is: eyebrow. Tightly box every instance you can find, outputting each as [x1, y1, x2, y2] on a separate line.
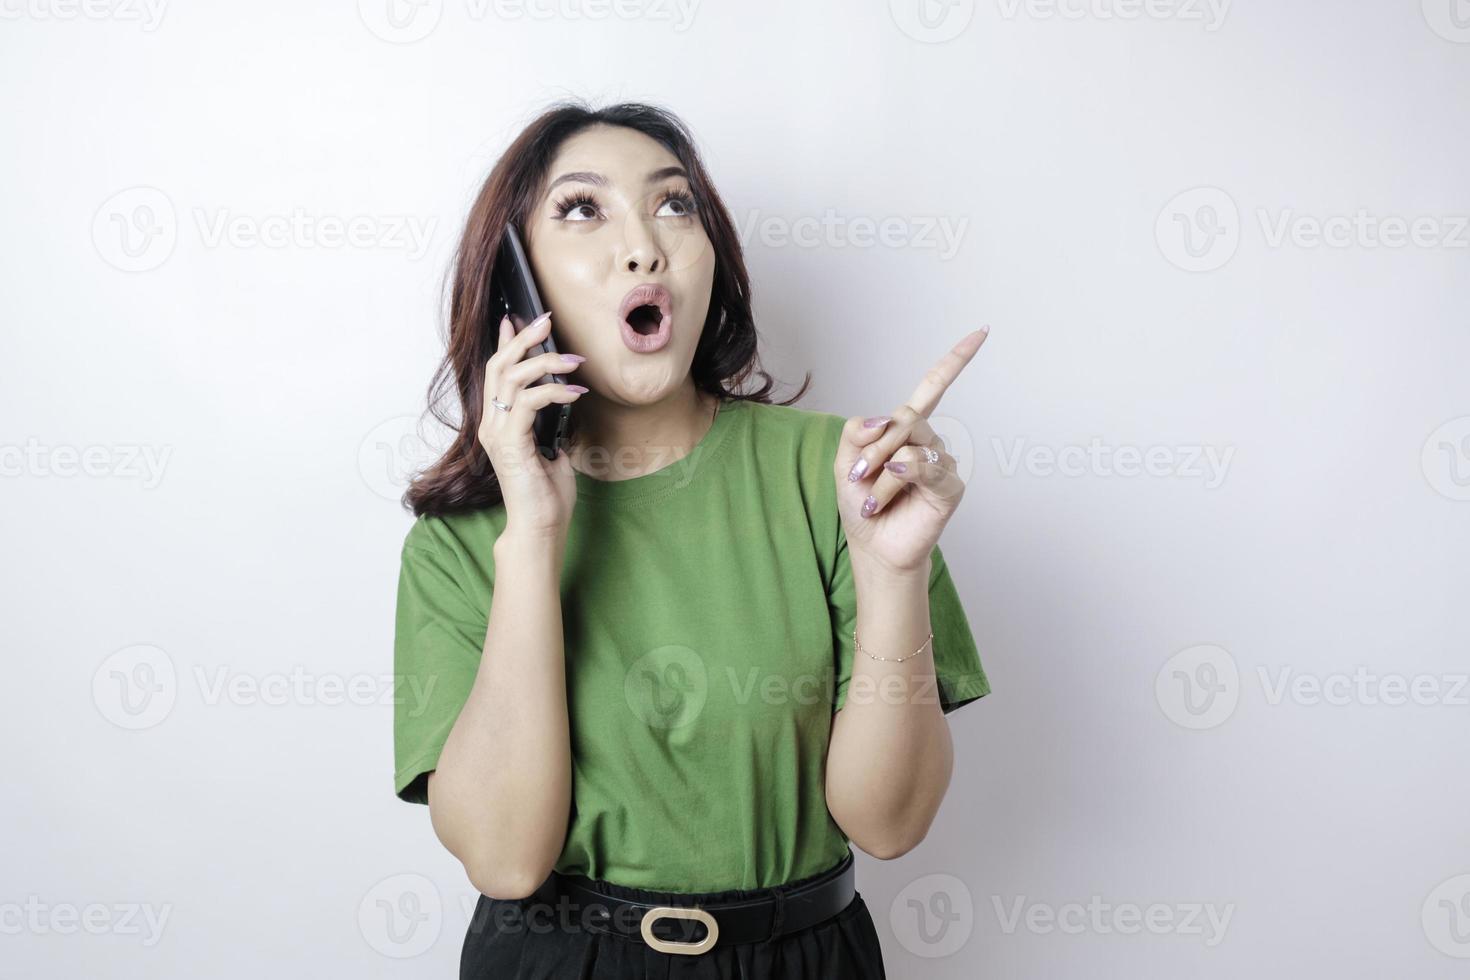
[544, 166, 689, 195]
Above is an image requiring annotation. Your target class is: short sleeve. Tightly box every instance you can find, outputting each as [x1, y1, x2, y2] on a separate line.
[829, 535, 991, 716]
[393, 535, 490, 804]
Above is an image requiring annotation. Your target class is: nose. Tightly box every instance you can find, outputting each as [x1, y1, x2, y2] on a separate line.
[618, 213, 665, 274]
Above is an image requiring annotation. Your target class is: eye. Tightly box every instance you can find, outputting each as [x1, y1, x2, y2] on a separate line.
[553, 190, 601, 222]
[654, 187, 697, 219]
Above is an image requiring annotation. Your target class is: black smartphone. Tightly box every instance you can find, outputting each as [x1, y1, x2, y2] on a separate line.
[492, 223, 572, 460]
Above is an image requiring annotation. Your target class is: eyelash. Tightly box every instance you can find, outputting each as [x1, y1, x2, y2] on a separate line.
[551, 186, 698, 222]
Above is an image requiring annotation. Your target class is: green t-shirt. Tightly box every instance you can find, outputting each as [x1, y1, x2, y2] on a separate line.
[392, 396, 990, 892]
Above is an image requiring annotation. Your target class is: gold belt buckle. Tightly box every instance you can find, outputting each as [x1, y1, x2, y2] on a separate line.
[639, 905, 719, 955]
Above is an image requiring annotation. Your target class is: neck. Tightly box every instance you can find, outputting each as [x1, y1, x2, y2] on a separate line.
[568, 383, 719, 482]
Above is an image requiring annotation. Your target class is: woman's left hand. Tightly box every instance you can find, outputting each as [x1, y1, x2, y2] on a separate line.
[833, 327, 989, 575]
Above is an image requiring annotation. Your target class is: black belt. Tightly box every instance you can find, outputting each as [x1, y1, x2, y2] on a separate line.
[526, 849, 856, 956]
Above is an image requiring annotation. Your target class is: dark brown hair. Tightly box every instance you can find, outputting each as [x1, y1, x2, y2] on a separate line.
[404, 99, 810, 518]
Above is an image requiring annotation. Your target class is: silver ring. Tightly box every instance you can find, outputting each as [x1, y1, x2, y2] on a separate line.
[922, 446, 939, 465]
[491, 396, 511, 413]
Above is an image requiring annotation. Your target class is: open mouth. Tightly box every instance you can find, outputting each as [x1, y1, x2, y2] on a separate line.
[617, 283, 675, 353]
[625, 303, 665, 335]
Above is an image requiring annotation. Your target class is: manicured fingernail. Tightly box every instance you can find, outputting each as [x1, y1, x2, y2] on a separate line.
[561, 354, 586, 364]
[847, 457, 869, 482]
[862, 416, 891, 429]
[500, 314, 511, 328]
[861, 495, 877, 517]
[531, 311, 552, 329]
[884, 461, 907, 474]
[567, 385, 588, 394]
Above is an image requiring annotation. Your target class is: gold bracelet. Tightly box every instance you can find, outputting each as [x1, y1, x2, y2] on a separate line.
[853, 627, 933, 663]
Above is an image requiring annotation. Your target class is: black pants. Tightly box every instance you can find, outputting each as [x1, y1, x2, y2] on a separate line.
[460, 855, 888, 979]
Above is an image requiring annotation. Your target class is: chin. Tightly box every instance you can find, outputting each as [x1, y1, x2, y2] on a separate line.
[599, 365, 693, 406]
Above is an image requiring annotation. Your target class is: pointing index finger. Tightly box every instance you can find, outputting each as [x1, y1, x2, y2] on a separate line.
[905, 327, 989, 417]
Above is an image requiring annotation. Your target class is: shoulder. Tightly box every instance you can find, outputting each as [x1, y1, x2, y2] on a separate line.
[736, 400, 847, 542]
[401, 506, 508, 568]
[737, 398, 848, 469]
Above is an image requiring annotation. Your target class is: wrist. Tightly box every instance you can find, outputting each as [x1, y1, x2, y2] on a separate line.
[850, 559, 931, 611]
[495, 526, 567, 568]
[849, 546, 932, 585]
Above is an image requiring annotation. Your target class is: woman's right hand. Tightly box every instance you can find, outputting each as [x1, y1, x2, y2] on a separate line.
[477, 310, 587, 540]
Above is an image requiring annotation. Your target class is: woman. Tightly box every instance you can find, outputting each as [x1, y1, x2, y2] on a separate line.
[392, 100, 992, 979]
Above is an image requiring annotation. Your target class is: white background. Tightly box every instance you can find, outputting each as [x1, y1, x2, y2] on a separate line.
[4, 1, 1468, 977]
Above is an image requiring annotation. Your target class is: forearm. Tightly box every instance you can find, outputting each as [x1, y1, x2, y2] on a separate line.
[825, 551, 954, 859]
[428, 530, 573, 898]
